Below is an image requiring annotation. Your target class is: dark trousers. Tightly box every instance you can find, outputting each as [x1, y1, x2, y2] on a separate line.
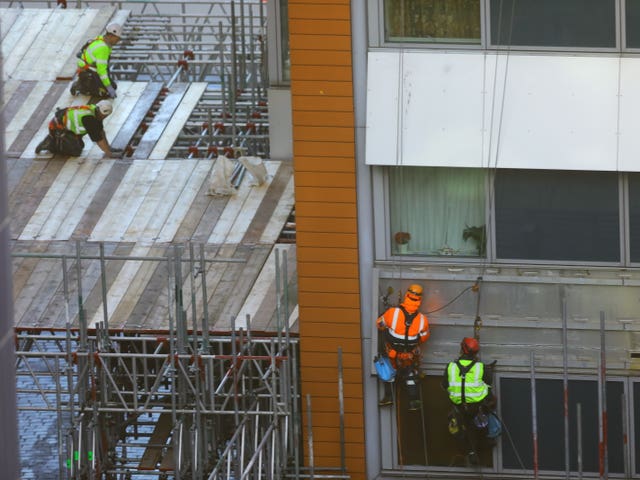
[47, 130, 85, 156]
[77, 70, 117, 97]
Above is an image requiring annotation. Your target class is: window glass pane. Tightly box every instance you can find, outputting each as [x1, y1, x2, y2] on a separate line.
[490, 0, 616, 48]
[389, 167, 485, 257]
[500, 378, 624, 472]
[627, 0, 640, 48]
[630, 174, 640, 262]
[384, 0, 481, 44]
[495, 170, 620, 262]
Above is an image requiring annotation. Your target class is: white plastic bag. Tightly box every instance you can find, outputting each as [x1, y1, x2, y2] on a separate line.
[238, 156, 267, 186]
[207, 155, 236, 196]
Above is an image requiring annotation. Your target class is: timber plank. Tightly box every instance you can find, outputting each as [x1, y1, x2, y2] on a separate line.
[41, 242, 119, 330]
[0, 81, 36, 132]
[148, 82, 208, 159]
[207, 167, 256, 244]
[0, 9, 20, 41]
[121, 160, 183, 241]
[115, 246, 167, 329]
[53, 159, 114, 240]
[11, 242, 51, 305]
[20, 158, 89, 240]
[109, 82, 164, 150]
[224, 161, 281, 244]
[133, 83, 189, 159]
[88, 244, 153, 329]
[131, 255, 172, 331]
[65, 242, 135, 330]
[133, 160, 199, 243]
[4, 81, 53, 150]
[235, 244, 296, 331]
[89, 160, 159, 241]
[217, 244, 271, 329]
[7, 81, 68, 156]
[138, 413, 172, 470]
[14, 10, 84, 81]
[172, 169, 217, 243]
[188, 187, 231, 243]
[156, 160, 212, 242]
[242, 162, 292, 244]
[85, 82, 145, 159]
[259, 176, 295, 244]
[10, 160, 67, 240]
[1, 79, 20, 111]
[2, 9, 53, 79]
[72, 160, 132, 239]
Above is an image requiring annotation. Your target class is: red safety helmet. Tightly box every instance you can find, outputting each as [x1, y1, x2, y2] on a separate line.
[461, 337, 479, 355]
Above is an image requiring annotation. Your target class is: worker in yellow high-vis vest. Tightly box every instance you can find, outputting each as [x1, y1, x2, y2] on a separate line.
[35, 100, 123, 158]
[70, 23, 122, 99]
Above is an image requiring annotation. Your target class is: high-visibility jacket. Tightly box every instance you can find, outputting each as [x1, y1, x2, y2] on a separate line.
[50, 105, 96, 136]
[377, 305, 429, 368]
[77, 36, 113, 87]
[446, 359, 489, 405]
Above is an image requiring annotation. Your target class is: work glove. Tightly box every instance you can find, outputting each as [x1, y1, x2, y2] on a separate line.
[106, 85, 117, 98]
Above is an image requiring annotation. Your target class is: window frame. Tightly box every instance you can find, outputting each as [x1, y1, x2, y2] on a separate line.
[371, 0, 636, 53]
[377, 167, 640, 268]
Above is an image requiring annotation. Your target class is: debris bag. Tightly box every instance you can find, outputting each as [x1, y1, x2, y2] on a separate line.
[207, 155, 236, 196]
[239, 156, 267, 186]
[373, 354, 396, 383]
[487, 411, 502, 438]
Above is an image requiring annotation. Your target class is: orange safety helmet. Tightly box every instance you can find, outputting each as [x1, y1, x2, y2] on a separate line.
[405, 284, 423, 301]
[461, 337, 479, 355]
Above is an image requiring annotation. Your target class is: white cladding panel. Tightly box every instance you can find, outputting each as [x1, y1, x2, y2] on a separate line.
[366, 50, 638, 172]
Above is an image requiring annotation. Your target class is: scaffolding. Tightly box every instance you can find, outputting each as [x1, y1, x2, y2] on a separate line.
[12, 242, 348, 479]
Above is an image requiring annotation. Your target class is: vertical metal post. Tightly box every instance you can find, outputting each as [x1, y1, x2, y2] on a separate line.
[598, 311, 608, 480]
[577, 403, 583, 480]
[561, 294, 570, 479]
[230, 0, 238, 145]
[199, 244, 210, 353]
[99, 242, 110, 335]
[274, 248, 282, 350]
[530, 351, 538, 480]
[622, 393, 630, 478]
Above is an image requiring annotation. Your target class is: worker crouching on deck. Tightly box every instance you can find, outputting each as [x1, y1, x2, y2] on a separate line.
[70, 23, 122, 99]
[376, 283, 430, 411]
[35, 100, 123, 158]
[442, 337, 498, 465]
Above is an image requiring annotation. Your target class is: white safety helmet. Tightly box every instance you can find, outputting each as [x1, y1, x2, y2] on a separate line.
[105, 22, 122, 38]
[95, 100, 113, 117]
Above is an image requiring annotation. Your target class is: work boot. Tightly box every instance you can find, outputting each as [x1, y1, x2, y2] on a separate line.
[408, 399, 422, 411]
[378, 396, 392, 407]
[35, 136, 52, 154]
[467, 451, 479, 466]
[70, 81, 80, 96]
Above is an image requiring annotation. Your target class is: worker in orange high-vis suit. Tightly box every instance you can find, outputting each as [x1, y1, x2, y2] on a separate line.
[376, 284, 430, 411]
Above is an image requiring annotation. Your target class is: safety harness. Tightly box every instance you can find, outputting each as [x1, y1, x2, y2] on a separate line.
[49, 106, 94, 135]
[454, 359, 477, 406]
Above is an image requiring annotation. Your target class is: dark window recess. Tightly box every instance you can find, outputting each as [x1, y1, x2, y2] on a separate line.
[495, 170, 620, 262]
[627, 0, 640, 48]
[629, 174, 640, 262]
[490, 0, 616, 48]
[395, 376, 493, 467]
[633, 382, 640, 473]
[500, 378, 624, 473]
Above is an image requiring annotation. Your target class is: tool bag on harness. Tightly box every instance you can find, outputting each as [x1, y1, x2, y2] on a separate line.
[373, 354, 396, 383]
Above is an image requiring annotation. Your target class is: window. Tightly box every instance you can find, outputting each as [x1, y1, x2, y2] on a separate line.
[627, 0, 640, 48]
[630, 174, 640, 262]
[500, 377, 624, 473]
[490, 0, 616, 48]
[389, 167, 486, 257]
[494, 170, 620, 262]
[384, 0, 481, 44]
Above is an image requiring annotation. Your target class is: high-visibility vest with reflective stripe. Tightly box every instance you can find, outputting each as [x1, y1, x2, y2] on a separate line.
[376, 307, 429, 350]
[447, 359, 488, 405]
[65, 105, 96, 136]
[77, 36, 112, 86]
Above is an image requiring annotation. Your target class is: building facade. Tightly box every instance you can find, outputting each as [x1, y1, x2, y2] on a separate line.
[280, 0, 640, 478]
